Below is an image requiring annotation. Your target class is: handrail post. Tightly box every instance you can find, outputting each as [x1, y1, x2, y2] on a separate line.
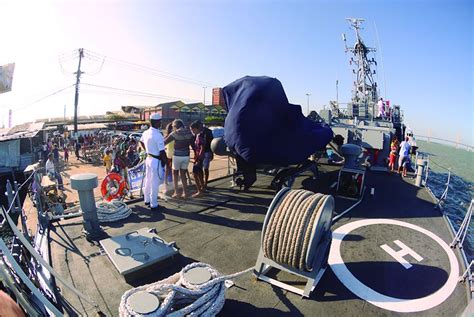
[424, 156, 430, 186]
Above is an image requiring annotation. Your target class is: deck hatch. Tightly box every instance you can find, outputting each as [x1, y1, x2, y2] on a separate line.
[100, 227, 178, 276]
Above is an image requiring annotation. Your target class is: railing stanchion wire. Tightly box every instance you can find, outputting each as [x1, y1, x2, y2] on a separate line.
[459, 260, 474, 283]
[458, 201, 473, 248]
[436, 169, 451, 208]
[424, 156, 430, 185]
[450, 200, 473, 249]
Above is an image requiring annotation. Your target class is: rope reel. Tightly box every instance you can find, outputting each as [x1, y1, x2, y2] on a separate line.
[256, 188, 334, 297]
[262, 188, 333, 271]
[119, 262, 252, 317]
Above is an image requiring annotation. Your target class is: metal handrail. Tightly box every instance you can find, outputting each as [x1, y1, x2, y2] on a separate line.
[0, 203, 100, 311]
[436, 169, 451, 209]
[459, 260, 474, 285]
[424, 155, 430, 186]
[450, 200, 473, 249]
[0, 239, 62, 316]
[423, 158, 472, 294]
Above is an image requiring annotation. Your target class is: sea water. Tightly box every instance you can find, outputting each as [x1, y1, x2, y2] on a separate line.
[417, 140, 474, 262]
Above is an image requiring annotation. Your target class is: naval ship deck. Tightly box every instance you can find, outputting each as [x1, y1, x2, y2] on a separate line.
[49, 165, 469, 316]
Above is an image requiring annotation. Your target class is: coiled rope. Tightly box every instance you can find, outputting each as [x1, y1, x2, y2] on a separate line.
[262, 188, 332, 272]
[119, 262, 252, 316]
[96, 200, 132, 223]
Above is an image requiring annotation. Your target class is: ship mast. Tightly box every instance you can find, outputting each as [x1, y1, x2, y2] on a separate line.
[343, 18, 378, 120]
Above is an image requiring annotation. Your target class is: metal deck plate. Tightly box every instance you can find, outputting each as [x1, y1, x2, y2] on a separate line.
[100, 227, 178, 275]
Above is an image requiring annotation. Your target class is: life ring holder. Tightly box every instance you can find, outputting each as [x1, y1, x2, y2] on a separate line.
[101, 172, 126, 201]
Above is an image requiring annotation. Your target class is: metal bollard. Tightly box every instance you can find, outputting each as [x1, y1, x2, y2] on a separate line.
[415, 159, 428, 187]
[71, 173, 102, 239]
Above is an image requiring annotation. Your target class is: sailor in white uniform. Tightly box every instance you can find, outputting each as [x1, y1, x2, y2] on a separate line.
[140, 113, 167, 210]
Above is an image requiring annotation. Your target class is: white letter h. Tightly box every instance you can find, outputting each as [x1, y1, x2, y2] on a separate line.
[380, 240, 423, 269]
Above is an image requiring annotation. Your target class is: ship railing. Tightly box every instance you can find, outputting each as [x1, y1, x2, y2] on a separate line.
[450, 200, 473, 249]
[422, 155, 451, 208]
[460, 260, 474, 291]
[1, 170, 100, 315]
[436, 168, 451, 209]
[451, 201, 474, 293]
[421, 154, 473, 294]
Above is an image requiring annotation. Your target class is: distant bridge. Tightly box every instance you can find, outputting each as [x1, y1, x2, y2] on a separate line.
[416, 135, 474, 152]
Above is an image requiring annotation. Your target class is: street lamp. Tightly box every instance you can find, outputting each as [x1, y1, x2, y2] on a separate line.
[306, 93, 311, 115]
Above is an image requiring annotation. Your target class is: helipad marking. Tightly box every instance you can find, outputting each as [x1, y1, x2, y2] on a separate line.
[329, 219, 459, 313]
[380, 239, 423, 269]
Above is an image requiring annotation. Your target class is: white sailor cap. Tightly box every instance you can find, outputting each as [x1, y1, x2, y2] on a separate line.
[150, 113, 162, 120]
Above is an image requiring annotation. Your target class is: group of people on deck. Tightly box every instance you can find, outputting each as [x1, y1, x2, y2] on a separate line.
[140, 113, 214, 210]
[388, 135, 412, 177]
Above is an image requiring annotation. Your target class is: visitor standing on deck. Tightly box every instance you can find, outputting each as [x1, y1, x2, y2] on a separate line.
[140, 113, 167, 210]
[388, 136, 398, 173]
[164, 122, 175, 192]
[190, 121, 205, 197]
[398, 137, 411, 177]
[202, 124, 214, 190]
[377, 98, 385, 119]
[164, 119, 194, 199]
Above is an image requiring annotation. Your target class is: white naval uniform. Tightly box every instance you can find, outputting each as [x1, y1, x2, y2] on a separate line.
[140, 127, 165, 208]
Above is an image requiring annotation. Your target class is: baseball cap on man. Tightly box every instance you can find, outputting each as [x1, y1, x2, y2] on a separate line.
[150, 113, 161, 120]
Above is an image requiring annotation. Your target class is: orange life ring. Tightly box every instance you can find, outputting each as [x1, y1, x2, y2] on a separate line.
[101, 172, 126, 201]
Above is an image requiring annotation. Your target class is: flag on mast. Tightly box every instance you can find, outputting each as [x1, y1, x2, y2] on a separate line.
[0, 63, 15, 94]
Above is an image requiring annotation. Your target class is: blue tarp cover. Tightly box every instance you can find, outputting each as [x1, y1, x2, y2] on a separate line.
[223, 76, 333, 166]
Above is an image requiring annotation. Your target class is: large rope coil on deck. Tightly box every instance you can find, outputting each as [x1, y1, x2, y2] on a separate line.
[119, 262, 252, 317]
[96, 200, 132, 223]
[262, 188, 333, 272]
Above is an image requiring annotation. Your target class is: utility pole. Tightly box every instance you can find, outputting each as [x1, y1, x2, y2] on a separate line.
[336, 79, 339, 107]
[64, 104, 66, 121]
[306, 93, 311, 116]
[203, 86, 207, 105]
[73, 48, 84, 135]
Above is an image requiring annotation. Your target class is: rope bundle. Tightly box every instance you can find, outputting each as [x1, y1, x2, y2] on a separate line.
[262, 189, 331, 271]
[119, 262, 252, 317]
[96, 200, 132, 223]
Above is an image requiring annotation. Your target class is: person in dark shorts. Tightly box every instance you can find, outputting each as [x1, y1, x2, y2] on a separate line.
[201, 124, 214, 189]
[190, 121, 205, 197]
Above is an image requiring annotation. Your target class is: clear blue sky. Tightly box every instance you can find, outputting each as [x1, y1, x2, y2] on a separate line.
[0, 0, 472, 145]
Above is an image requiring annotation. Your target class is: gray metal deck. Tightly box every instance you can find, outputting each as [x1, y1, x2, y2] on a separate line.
[49, 166, 469, 316]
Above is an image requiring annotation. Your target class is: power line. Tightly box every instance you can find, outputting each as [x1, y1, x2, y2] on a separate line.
[82, 49, 216, 87]
[81, 82, 201, 103]
[9, 84, 75, 113]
